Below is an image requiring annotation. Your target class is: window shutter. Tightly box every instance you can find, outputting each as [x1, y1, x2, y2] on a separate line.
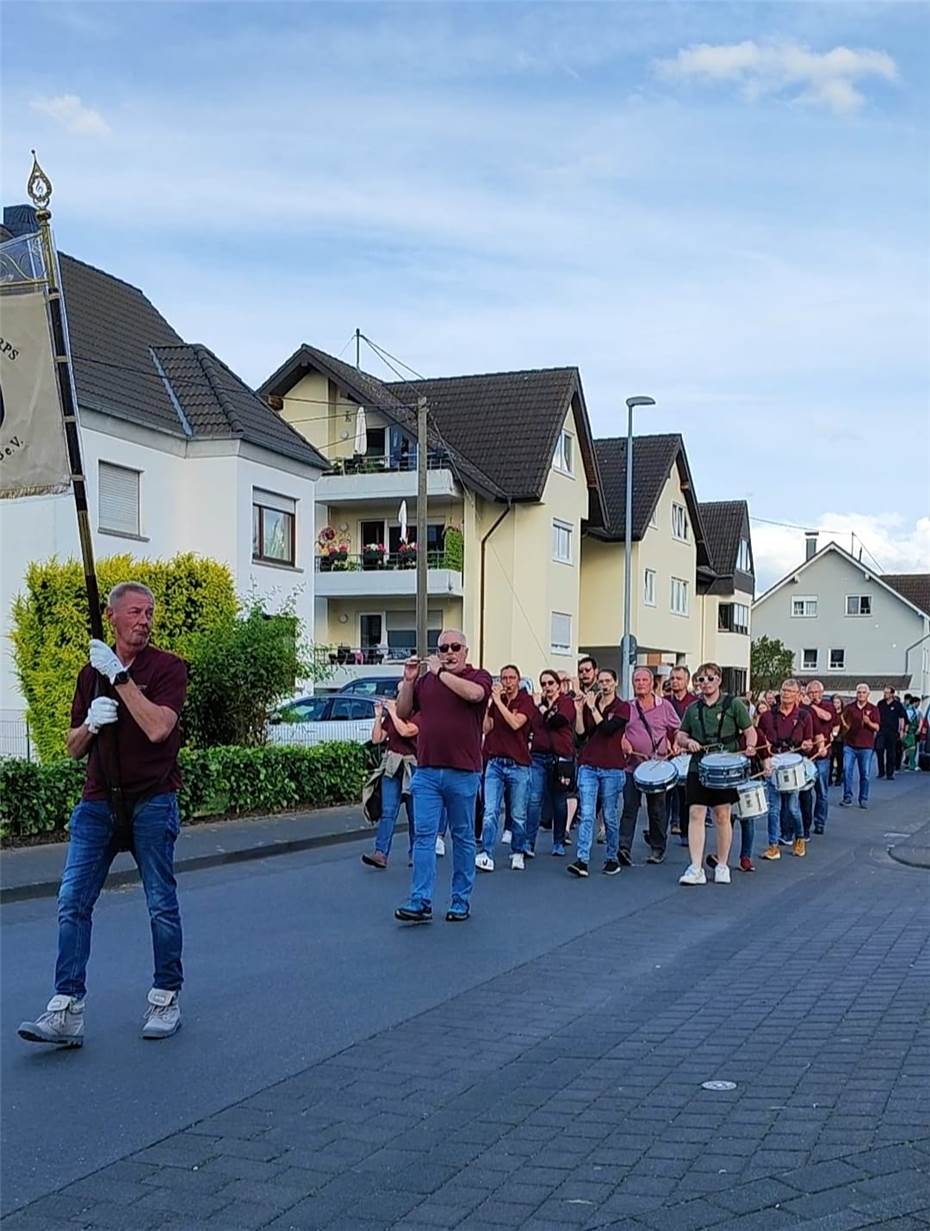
[253, 488, 296, 515]
[98, 462, 140, 535]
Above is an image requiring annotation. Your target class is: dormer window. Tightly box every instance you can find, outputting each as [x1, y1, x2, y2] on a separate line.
[553, 430, 574, 476]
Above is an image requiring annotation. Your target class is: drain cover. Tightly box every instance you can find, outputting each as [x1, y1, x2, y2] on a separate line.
[702, 1080, 737, 1091]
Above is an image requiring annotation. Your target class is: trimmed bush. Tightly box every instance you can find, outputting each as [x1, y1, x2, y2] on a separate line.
[0, 742, 369, 843]
[11, 553, 237, 762]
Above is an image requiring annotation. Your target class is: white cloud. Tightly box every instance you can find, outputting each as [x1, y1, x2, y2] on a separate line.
[30, 94, 110, 137]
[752, 514, 930, 595]
[655, 40, 897, 114]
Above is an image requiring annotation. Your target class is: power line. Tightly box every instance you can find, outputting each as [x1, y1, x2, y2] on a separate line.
[750, 515, 887, 573]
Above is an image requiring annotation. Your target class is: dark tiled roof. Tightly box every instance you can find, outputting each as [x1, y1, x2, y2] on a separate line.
[699, 500, 750, 575]
[55, 253, 323, 468]
[795, 674, 912, 693]
[882, 574, 930, 618]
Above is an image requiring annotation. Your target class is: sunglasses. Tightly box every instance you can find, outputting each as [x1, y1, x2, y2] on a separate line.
[695, 675, 719, 685]
[438, 642, 463, 653]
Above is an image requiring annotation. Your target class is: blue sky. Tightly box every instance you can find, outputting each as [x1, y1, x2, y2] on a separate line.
[3, 1, 928, 588]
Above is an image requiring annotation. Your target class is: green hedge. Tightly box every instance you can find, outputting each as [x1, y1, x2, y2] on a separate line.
[0, 742, 369, 842]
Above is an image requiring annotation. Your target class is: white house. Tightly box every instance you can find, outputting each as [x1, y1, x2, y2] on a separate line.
[0, 205, 327, 747]
[752, 534, 930, 700]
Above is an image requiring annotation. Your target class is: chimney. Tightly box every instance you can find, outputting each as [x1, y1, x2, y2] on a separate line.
[805, 531, 818, 561]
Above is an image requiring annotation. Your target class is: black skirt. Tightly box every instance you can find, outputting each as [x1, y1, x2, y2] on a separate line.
[685, 771, 739, 808]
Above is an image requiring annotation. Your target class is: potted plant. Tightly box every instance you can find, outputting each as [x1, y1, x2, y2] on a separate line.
[362, 542, 387, 570]
[396, 541, 417, 570]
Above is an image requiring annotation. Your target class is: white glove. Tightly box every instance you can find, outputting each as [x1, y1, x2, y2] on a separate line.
[85, 696, 118, 734]
[89, 639, 125, 684]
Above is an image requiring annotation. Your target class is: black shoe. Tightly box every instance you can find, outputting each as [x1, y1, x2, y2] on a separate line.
[602, 859, 621, 876]
[887, 776, 895, 781]
[445, 908, 470, 922]
[647, 849, 665, 864]
[814, 826, 825, 834]
[567, 860, 589, 878]
[394, 905, 432, 924]
[618, 849, 633, 867]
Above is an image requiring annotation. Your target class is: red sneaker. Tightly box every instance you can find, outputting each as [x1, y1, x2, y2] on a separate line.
[739, 856, 755, 873]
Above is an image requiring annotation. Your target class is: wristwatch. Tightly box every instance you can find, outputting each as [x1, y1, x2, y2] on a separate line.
[113, 669, 130, 687]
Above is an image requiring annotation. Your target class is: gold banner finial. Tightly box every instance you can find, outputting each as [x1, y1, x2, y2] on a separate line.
[27, 150, 53, 212]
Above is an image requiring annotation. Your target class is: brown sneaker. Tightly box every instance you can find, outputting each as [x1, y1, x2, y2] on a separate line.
[793, 838, 807, 858]
[361, 851, 388, 869]
[761, 844, 781, 860]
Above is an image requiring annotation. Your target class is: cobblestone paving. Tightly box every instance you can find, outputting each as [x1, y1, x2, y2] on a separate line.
[4, 792, 929, 1230]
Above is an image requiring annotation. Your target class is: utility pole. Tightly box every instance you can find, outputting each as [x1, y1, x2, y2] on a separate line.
[416, 397, 429, 658]
[621, 396, 655, 697]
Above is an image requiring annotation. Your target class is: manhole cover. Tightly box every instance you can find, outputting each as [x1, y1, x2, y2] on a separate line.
[702, 1080, 737, 1091]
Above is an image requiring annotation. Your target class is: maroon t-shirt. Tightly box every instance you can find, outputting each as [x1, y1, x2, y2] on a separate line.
[843, 702, 880, 749]
[70, 644, 188, 802]
[669, 692, 698, 719]
[758, 705, 813, 755]
[804, 700, 836, 759]
[484, 689, 536, 765]
[382, 710, 418, 758]
[578, 697, 630, 770]
[530, 695, 577, 758]
[413, 666, 493, 772]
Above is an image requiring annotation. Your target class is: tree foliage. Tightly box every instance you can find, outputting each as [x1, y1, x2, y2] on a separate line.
[750, 636, 795, 693]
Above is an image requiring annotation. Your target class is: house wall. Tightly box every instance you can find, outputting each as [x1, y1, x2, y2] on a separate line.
[0, 413, 319, 720]
[752, 549, 930, 696]
[699, 584, 753, 679]
[279, 373, 363, 463]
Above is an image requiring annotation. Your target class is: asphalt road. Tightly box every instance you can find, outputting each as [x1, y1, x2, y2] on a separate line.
[2, 773, 927, 1218]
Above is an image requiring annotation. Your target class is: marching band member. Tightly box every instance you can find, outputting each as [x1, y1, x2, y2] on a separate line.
[567, 669, 629, 879]
[758, 679, 813, 860]
[619, 667, 680, 865]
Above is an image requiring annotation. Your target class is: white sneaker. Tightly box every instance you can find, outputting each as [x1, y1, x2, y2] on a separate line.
[714, 863, 731, 884]
[142, 989, 181, 1040]
[17, 994, 85, 1047]
[435, 836, 446, 857]
[502, 830, 512, 845]
[511, 852, 525, 871]
[475, 852, 495, 873]
[679, 864, 707, 886]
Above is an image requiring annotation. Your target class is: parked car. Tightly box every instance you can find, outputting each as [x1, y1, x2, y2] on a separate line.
[335, 676, 403, 698]
[267, 692, 379, 746]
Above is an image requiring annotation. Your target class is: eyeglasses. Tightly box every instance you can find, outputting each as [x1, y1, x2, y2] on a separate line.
[695, 675, 719, 685]
[438, 642, 463, 653]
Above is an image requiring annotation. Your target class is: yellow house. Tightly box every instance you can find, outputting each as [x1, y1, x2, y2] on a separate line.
[258, 346, 605, 684]
[579, 436, 754, 694]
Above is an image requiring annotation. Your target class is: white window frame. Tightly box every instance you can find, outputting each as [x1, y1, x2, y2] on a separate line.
[644, 568, 656, 607]
[98, 461, 142, 537]
[671, 502, 689, 542]
[829, 648, 846, 671]
[802, 648, 818, 670]
[552, 519, 573, 565]
[736, 539, 751, 572]
[791, 595, 818, 618]
[845, 594, 872, 617]
[670, 576, 689, 617]
[552, 429, 574, 477]
[648, 506, 658, 530]
[550, 611, 573, 655]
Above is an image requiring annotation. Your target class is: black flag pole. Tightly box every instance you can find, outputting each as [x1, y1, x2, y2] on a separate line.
[27, 152, 104, 641]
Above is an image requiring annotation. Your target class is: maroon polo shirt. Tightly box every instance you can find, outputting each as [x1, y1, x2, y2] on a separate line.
[530, 695, 576, 758]
[484, 689, 536, 766]
[757, 704, 813, 756]
[804, 700, 836, 759]
[70, 644, 188, 802]
[382, 710, 418, 758]
[578, 696, 630, 770]
[413, 666, 493, 772]
[843, 701, 880, 749]
[669, 691, 698, 720]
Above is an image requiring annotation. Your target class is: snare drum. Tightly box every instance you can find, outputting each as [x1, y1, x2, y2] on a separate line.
[671, 753, 693, 783]
[772, 752, 805, 793]
[800, 757, 818, 791]
[633, 759, 678, 795]
[734, 780, 768, 819]
[698, 752, 749, 791]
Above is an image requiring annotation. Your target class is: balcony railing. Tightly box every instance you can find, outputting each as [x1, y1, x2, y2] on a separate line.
[324, 450, 452, 477]
[319, 644, 424, 666]
[315, 550, 460, 573]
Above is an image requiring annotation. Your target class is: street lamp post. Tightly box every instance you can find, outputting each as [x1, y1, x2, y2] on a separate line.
[621, 396, 656, 698]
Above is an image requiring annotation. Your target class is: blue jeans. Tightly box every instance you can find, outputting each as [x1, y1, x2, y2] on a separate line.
[406, 768, 481, 912]
[765, 779, 802, 845]
[481, 759, 530, 856]
[843, 746, 873, 804]
[374, 769, 414, 856]
[576, 765, 624, 863]
[56, 794, 182, 998]
[738, 817, 754, 860]
[526, 754, 567, 850]
[813, 758, 829, 830]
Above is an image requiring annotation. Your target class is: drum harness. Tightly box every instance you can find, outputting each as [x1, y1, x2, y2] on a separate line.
[695, 693, 736, 753]
[767, 708, 808, 755]
[634, 698, 663, 758]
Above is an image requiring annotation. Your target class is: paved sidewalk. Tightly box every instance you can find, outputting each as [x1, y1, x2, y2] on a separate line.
[3, 778, 928, 1230]
[0, 803, 378, 902]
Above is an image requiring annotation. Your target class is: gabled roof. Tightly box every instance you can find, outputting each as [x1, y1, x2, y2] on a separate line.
[589, 433, 710, 566]
[699, 500, 752, 576]
[883, 574, 930, 618]
[753, 541, 930, 621]
[259, 345, 605, 515]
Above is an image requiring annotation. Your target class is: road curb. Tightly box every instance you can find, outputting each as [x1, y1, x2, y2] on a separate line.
[0, 821, 392, 905]
[887, 843, 930, 870]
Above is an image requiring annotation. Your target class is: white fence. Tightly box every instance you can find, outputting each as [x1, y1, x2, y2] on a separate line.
[0, 713, 31, 760]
